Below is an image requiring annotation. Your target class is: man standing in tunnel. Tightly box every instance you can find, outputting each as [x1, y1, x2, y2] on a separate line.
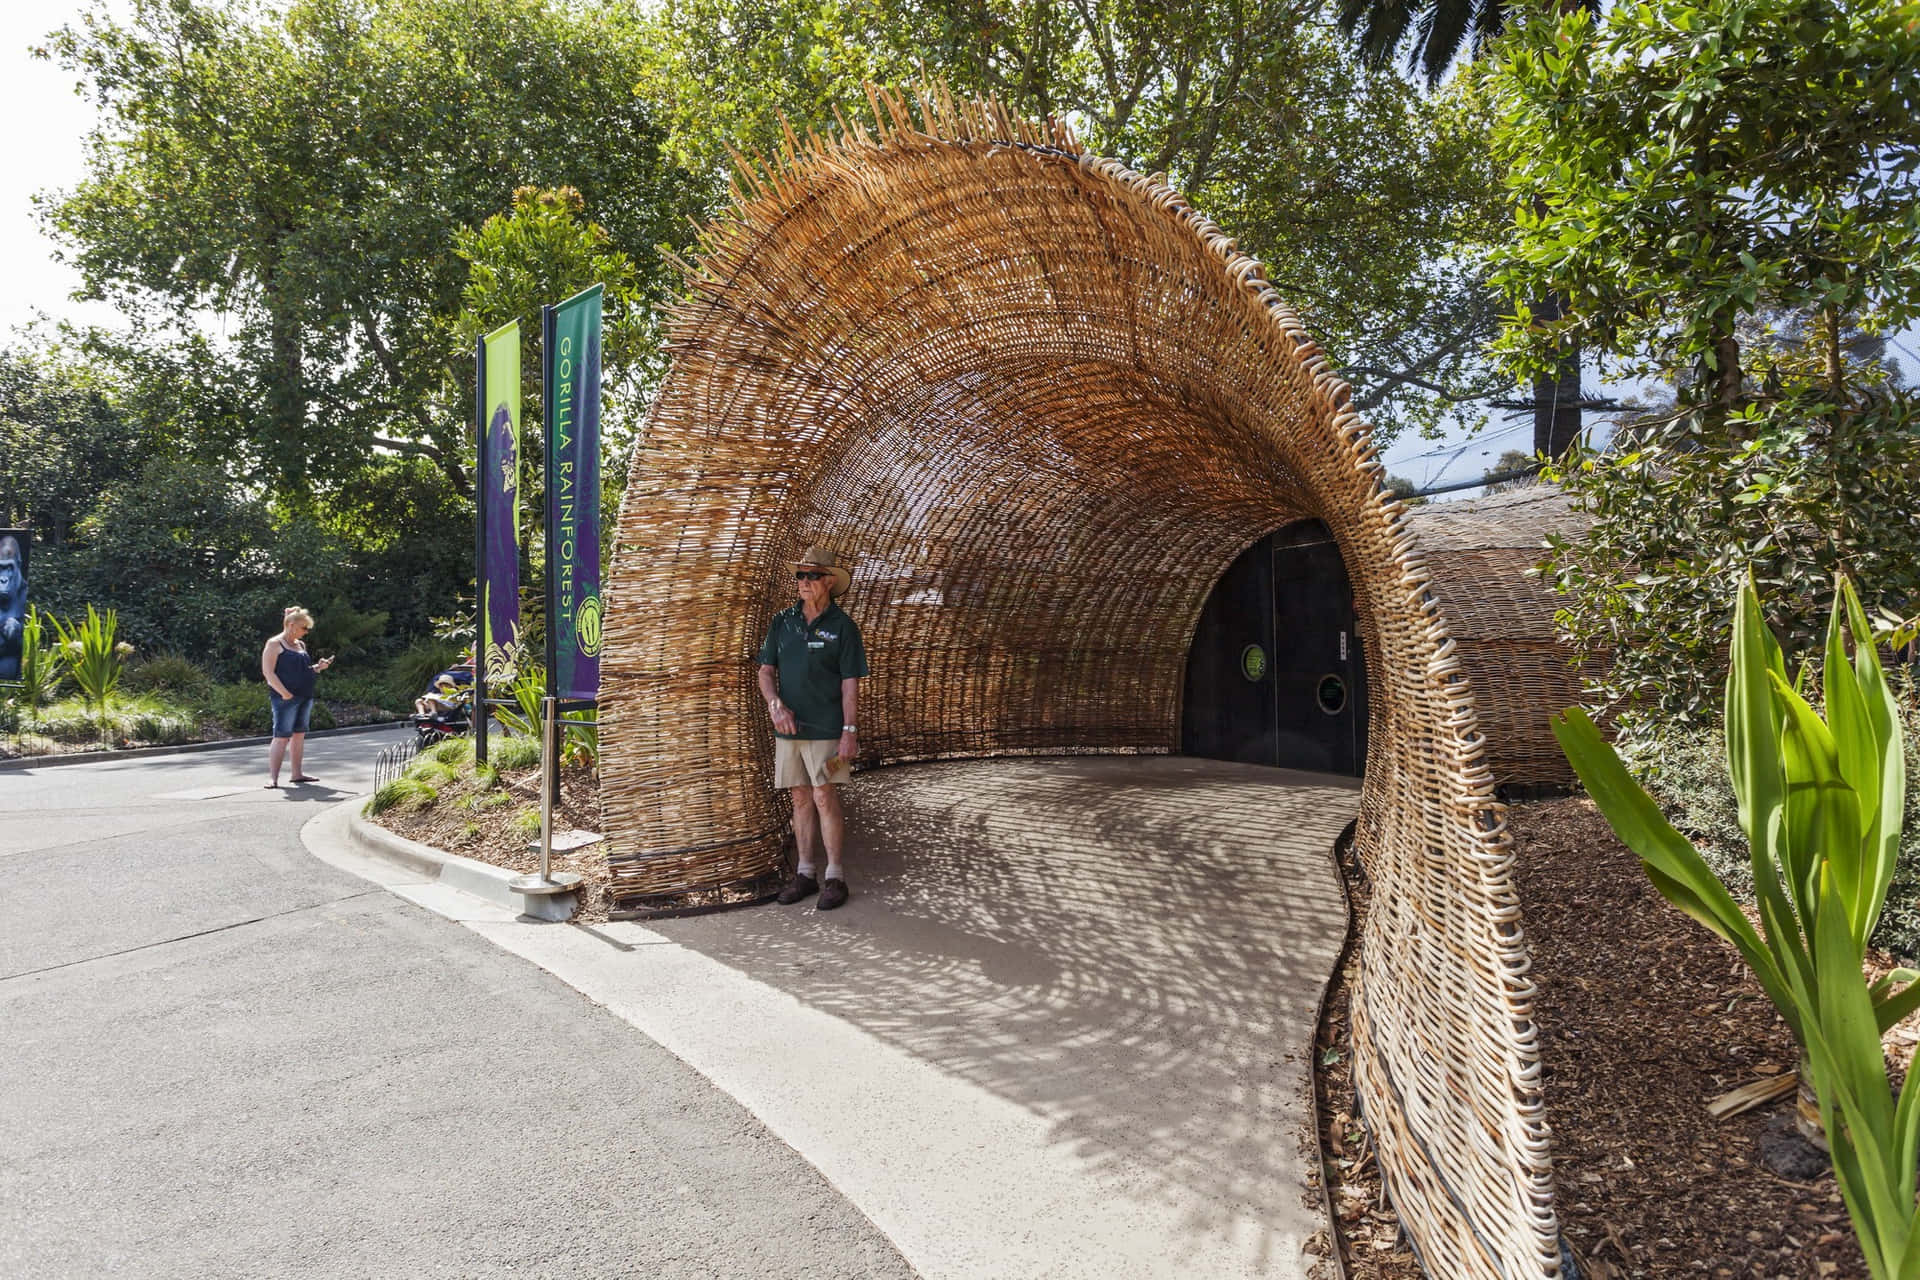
[758, 545, 868, 910]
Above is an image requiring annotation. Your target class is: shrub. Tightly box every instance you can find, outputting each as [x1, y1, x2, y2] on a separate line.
[27, 693, 196, 745]
[510, 805, 542, 835]
[1649, 695, 1920, 965]
[365, 776, 438, 816]
[207, 683, 269, 735]
[317, 672, 408, 714]
[387, 639, 464, 705]
[30, 698, 109, 743]
[123, 695, 196, 745]
[488, 736, 540, 771]
[122, 653, 214, 701]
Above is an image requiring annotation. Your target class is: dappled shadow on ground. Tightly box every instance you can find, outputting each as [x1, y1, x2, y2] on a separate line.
[654, 755, 1358, 1265]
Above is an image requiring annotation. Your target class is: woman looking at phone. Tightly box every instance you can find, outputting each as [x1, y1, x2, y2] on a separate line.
[261, 605, 334, 788]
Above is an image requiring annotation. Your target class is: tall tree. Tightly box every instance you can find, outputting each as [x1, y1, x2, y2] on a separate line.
[643, 0, 1512, 443]
[1491, 0, 1920, 731]
[41, 0, 702, 497]
[1337, 0, 1601, 457]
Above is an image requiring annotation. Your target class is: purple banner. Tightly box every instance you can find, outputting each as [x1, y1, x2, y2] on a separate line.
[478, 322, 521, 683]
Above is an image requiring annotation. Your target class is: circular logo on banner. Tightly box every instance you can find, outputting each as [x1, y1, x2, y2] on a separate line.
[1240, 643, 1268, 682]
[576, 594, 604, 657]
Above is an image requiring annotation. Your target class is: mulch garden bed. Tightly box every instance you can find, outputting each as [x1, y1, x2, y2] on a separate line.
[1318, 795, 1904, 1280]
[371, 760, 615, 922]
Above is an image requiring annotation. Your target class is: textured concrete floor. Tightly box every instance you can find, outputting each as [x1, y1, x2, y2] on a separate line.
[402, 755, 1360, 1280]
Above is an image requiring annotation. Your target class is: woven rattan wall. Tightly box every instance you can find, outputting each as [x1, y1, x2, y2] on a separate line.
[1403, 485, 1593, 788]
[602, 88, 1560, 1278]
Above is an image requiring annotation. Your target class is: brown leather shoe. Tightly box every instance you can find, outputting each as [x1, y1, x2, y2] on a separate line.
[776, 873, 819, 905]
[817, 878, 849, 910]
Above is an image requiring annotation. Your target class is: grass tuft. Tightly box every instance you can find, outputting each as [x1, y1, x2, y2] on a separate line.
[365, 776, 439, 816]
[489, 736, 540, 771]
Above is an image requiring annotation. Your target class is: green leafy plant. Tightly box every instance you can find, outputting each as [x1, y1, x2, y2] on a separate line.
[50, 605, 133, 739]
[489, 668, 547, 740]
[13, 606, 64, 710]
[487, 665, 595, 770]
[560, 707, 598, 771]
[1647, 710, 1920, 965]
[1555, 574, 1919, 1279]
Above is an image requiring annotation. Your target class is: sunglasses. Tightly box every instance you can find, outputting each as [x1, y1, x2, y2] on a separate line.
[795, 570, 829, 581]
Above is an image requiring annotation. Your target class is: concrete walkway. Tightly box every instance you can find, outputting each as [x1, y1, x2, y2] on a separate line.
[315, 755, 1359, 1280]
[1, 734, 914, 1280]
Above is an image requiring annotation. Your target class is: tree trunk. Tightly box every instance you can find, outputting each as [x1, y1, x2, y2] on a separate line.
[1531, 289, 1584, 458]
[262, 257, 307, 480]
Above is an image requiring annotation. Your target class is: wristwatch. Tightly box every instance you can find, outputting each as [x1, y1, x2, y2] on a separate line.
[842, 724, 858, 733]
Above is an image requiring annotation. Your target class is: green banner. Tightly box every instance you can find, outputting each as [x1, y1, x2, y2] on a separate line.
[478, 320, 522, 685]
[546, 285, 603, 700]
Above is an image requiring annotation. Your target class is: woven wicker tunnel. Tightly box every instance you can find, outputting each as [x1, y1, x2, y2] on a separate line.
[604, 90, 1560, 1279]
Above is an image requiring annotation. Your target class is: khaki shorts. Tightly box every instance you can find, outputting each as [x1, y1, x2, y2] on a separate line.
[773, 736, 853, 789]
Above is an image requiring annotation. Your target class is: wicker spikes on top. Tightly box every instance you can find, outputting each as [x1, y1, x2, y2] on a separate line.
[602, 86, 1562, 1278]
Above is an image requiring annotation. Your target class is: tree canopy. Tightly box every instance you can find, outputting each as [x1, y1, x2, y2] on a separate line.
[642, 0, 1511, 439]
[42, 0, 703, 496]
[1489, 0, 1920, 731]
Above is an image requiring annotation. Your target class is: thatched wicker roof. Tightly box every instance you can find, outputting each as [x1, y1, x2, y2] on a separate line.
[602, 87, 1562, 1278]
[1405, 484, 1592, 787]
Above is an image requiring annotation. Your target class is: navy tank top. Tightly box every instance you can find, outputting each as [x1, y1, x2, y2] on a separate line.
[274, 643, 316, 698]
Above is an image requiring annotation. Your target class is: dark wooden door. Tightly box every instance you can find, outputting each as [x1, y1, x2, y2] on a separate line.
[1181, 520, 1367, 776]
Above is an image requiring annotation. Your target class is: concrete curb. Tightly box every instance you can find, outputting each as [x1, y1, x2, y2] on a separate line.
[0, 719, 405, 772]
[344, 803, 578, 923]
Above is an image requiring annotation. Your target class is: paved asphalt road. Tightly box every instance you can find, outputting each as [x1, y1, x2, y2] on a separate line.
[0, 731, 914, 1279]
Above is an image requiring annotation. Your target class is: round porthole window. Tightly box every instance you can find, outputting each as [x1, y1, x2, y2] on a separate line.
[1316, 674, 1347, 715]
[1240, 643, 1268, 682]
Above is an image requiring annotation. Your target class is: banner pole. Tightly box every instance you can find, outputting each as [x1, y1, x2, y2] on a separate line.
[539, 694, 556, 882]
[472, 334, 489, 766]
[542, 301, 561, 807]
[508, 692, 580, 905]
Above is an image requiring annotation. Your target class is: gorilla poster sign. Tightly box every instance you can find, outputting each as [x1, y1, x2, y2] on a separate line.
[0, 529, 27, 681]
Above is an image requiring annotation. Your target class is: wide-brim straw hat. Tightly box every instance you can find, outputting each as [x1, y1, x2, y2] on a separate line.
[791, 545, 852, 599]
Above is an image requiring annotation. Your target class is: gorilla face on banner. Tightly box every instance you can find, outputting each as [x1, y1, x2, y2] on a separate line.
[0, 530, 27, 681]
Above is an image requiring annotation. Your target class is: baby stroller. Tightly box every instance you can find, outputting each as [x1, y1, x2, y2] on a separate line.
[410, 673, 473, 749]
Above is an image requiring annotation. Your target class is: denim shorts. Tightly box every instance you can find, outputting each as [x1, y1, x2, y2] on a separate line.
[269, 692, 314, 738]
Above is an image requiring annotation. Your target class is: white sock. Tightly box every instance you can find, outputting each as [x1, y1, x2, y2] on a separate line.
[824, 863, 843, 882]
[797, 861, 817, 877]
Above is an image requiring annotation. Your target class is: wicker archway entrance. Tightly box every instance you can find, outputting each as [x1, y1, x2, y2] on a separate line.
[602, 90, 1561, 1279]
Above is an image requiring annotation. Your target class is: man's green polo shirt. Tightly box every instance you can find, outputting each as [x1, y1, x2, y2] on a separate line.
[756, 601, 869, 739]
